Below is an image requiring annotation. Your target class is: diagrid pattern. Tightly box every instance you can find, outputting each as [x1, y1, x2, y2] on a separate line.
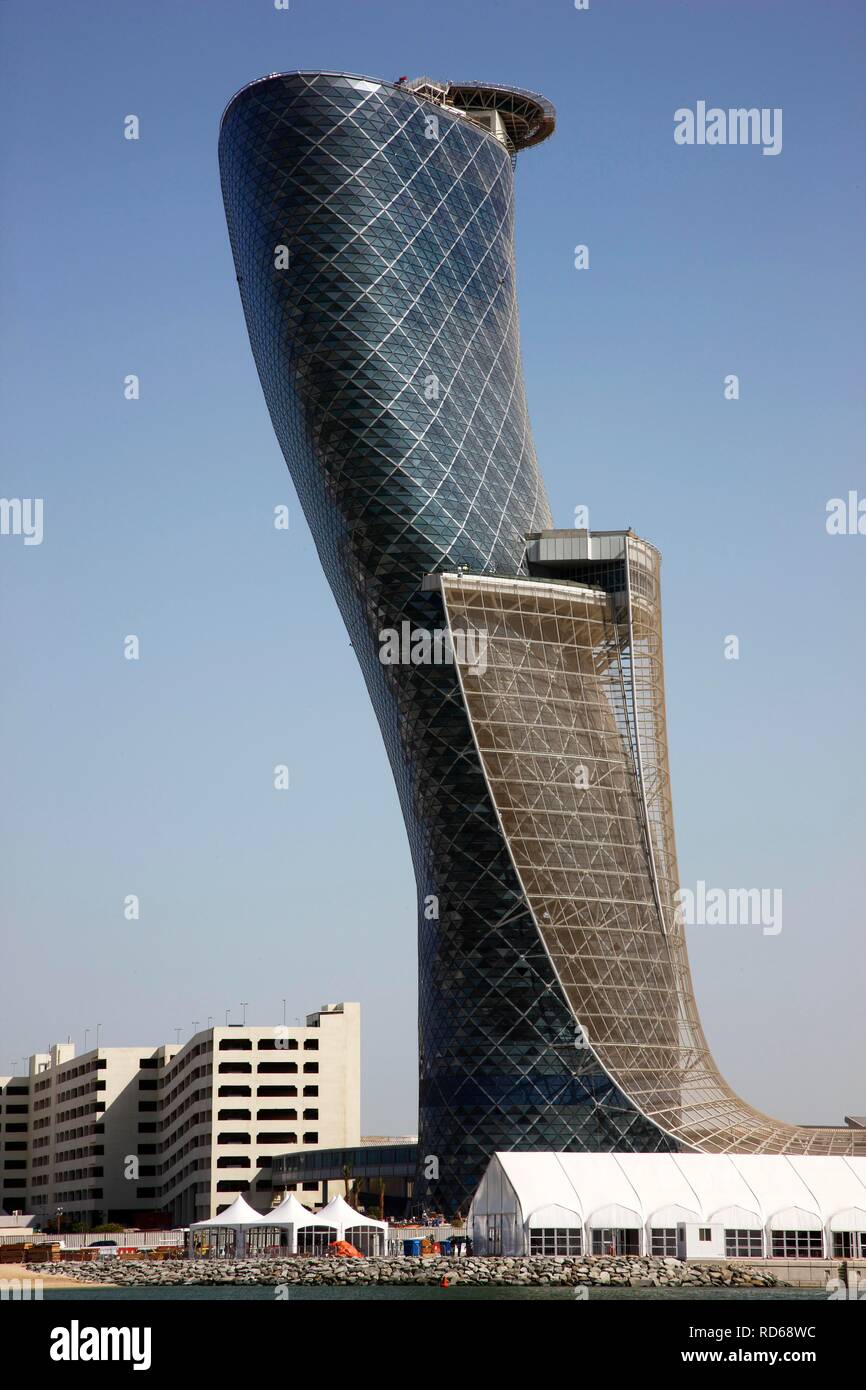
[220, 71, 863, 1212]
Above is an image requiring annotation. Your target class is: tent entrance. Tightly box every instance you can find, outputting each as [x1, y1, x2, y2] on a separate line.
[297, 1226, 338, 1256]
[591, 1227, 639, 1256]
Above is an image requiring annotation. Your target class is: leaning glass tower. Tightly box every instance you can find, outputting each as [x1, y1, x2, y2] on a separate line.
[220, 72, 864, 1213]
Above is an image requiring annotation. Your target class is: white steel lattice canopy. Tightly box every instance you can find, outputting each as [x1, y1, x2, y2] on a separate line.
[433, 551, 866, 1159]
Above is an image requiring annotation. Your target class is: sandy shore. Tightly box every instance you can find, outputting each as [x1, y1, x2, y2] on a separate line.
[0, 1262, 116, 1289]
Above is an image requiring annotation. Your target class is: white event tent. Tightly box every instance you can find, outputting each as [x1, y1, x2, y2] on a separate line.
[313, 1194, 388, 1256]
[188, 1191, 389, 1258]
[248, 1192, 320, 1256]
[188, 1193, 264, 1259]
[468, 1152, 866, 1260]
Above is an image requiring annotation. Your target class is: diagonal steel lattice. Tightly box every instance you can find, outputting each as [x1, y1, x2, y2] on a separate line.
[440, 558, 865, 1160]
[219, 71, 864, 1213]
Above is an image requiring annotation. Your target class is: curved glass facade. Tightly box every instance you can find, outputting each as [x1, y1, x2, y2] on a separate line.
[220, 71, 863, 1213]
[219, 72, 672, 1211]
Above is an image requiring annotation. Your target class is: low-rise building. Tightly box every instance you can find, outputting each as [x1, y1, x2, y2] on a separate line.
[0, 1002, 360, 1227]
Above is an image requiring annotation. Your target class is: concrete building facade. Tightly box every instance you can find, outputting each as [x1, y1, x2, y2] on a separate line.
[0, 1003, 360, 1226]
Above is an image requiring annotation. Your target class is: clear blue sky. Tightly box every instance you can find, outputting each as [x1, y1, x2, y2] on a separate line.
[1, 0, 863, 1132]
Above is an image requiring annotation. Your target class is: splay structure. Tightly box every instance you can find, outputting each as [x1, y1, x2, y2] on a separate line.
[219, 72, 865, 1214]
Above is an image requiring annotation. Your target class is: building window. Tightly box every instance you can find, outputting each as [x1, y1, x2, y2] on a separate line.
[303, 1039, 318, 1051]
[302, 1132, 319, 1144]
[258, 1038, 297, 1051]
[257, 1062, 297, 1074]
[257, 1086, 297, 1097]
[650, 1228, 677, 1256]
[699, 1228, 712, 1242]
[218, 1086, 251, 1097]
[832, 1232, 866, 1259]
[257, 1109, 297, 1121]
[218, 1108, 251, 1121]
[302, 1062, 319, 1074]
[770, 1230, 823, 1259]
[217, 1156, 251, 1169]
[302, 1182, 318, 1192]
[217, 1133, 251, 1145]
[725, 1229, 763, 1258]
[302, 1108, 318, 1120]
[258, 1132, 297, 1144]
[302, 1086, 318, 1097]
[219, 1038, 252, 1050]
[528, 1227, 582, 1256]
[218, 1062, 252, 1074]
[216, 1180, 249, 1192]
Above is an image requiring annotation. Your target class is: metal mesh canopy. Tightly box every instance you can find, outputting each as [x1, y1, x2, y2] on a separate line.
[438, 563, 865, 1157]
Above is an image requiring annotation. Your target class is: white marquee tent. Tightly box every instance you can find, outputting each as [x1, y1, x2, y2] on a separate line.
[188, 1191, 389, 1259]
[468, 1152, 866, 1260]
[314, 1194, 388, 1255]
[188, 1193, 265, 1258]
[247, 1192, 319, 1255]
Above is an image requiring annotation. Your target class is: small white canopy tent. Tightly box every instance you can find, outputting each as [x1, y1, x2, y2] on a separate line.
[314, 1194, 388, 1256]
[249, 1192, 318, 1255]
[188, 1193, 264, 1259]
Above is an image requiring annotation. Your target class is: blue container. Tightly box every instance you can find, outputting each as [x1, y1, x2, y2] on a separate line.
[403, 1238, 422, 1257]
[439, 1239, 452, 1256]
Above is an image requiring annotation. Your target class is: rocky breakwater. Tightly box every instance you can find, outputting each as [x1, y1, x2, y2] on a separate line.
[27, 1255, 780, 1289]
